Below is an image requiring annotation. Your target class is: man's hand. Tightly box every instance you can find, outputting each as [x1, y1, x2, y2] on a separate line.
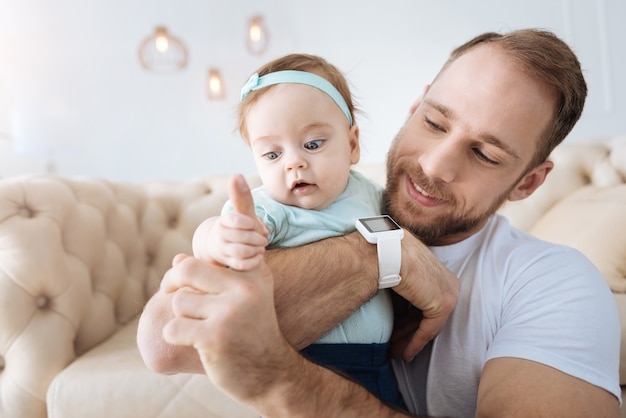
[389, 232, 460, 361]
[161, 174, 292, 402]
[161, 255, 293, 402]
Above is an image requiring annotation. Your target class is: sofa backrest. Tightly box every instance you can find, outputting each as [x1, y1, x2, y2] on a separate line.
[0, 173, 260, 417]
[0, 175, 149, 416]
[1, 136, 624, 416]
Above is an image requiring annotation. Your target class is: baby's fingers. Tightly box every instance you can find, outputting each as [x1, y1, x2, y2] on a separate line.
[223, 252, 265, 271]
[218, 216, 268, 248]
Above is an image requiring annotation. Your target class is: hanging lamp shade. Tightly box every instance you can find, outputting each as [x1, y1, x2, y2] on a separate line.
[138, 26, 188, 72]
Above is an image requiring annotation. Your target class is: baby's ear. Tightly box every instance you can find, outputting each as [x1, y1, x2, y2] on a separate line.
[349, 124, 360, 164]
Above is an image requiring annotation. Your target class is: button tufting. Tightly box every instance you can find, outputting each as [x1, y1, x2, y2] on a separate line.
[18, 206, 34, 218]
[35, 295, 49, 309]
[168, 216, 178, 228]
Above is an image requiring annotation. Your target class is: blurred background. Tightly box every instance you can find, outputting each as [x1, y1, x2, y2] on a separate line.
[1, 0, 625, 181]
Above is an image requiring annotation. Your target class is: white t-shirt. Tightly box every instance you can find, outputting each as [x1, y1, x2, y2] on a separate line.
[392, 214, 621, 417]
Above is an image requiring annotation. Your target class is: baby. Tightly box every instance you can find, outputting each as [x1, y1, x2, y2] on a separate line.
[192, 53, 405, 409]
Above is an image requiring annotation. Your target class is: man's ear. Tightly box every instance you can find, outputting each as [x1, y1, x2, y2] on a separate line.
[508, 160, 554, 202]
[349, 124, 360, 164]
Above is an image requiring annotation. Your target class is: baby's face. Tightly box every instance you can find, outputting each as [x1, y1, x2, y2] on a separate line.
[246, 83, 359, 210]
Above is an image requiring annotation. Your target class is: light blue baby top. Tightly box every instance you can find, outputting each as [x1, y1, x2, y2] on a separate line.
[222, 170, 394, 344]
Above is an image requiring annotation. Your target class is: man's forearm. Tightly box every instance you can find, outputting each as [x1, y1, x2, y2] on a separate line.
[137, 234, 379, 374]
[156, 254, 419, 417]
[267, 232, 379, 349]
[249, 343, 415, 418]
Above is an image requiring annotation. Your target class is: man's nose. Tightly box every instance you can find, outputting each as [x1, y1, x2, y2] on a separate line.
[418, 138, 460, 183]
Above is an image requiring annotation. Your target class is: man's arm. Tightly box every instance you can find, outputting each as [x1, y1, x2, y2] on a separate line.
[160, 250, 419, 418]
[137, 237, 381, 374]
[271, 229, 460, 356]
[238, 344, 419, 418]
[267, 233, 379, 349]
[477, 358, 620, 417]
[138, 230, 459, 373]
[137, 179, 384, 374]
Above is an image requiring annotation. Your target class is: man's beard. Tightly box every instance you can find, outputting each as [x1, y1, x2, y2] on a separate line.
[383, 159, 512, 246]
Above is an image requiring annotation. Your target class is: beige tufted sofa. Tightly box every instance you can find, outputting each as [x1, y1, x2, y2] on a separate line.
[1, 138, 626, 418]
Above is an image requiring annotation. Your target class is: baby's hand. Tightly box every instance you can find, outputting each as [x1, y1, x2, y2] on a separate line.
[192, 175, 268, 271]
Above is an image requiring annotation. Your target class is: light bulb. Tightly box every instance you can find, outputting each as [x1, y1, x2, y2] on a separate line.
[207, 68, 225, 100]
[155, 35, 169, 53]
[246, 15, 268, 55]
[154, 27, 170, 53]
[249, 21, 262, 42]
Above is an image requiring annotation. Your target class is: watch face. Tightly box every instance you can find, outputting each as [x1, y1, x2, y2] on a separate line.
[360, 215, 401, 233]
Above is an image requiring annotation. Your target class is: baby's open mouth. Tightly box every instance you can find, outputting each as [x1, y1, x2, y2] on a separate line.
[291, 181, 316, 193]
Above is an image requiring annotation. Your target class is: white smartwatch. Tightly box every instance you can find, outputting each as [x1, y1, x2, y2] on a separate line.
[355, 215, 404, 289]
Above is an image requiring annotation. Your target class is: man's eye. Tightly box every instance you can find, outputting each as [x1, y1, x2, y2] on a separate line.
[425, 117, 445, 132]
[304, 140, 323, 150]
[263, 151, 281, 160]
[473, 149, 499, 165]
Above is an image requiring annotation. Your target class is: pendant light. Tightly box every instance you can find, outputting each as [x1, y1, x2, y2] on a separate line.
[138, 26, 188, 73]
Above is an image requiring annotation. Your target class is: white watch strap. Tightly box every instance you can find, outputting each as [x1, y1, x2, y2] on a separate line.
[377, 236, 402, 288]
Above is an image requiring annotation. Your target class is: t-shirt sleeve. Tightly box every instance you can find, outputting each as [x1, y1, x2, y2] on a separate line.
[486, 246, 621, 400]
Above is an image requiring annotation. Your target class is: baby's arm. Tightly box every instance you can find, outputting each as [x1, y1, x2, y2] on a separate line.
[192, 188, 268, 271]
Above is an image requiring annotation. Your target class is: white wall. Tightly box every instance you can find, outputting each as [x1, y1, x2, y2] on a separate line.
[1, 0, 625, 181]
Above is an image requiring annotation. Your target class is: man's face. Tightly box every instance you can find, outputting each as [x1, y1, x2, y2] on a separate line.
[385, 45, 556, 246]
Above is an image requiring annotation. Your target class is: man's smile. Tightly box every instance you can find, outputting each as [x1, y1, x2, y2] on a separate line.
[405, 174, 446, 208]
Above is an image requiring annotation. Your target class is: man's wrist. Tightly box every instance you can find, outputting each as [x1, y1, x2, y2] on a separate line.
[355, 216, 404, 289]
[351, 231, 384, 294]
[253, 344, 406, 418]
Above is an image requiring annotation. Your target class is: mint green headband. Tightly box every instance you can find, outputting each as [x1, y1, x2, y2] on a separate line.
[240, 70, 353, 127]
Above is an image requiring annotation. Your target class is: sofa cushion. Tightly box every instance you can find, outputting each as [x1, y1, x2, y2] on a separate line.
[47, 318, 257, 418]
[529, 185, 626, 293]
[0, 175, 150, 417]
[498, 143, 613, 231]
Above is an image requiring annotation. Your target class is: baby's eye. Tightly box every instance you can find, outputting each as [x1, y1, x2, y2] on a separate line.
[263, 151, 281, 160]
[304, 139, 323, 150]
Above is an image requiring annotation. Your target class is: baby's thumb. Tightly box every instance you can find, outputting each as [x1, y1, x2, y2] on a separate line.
[229, 174, 257, 220]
